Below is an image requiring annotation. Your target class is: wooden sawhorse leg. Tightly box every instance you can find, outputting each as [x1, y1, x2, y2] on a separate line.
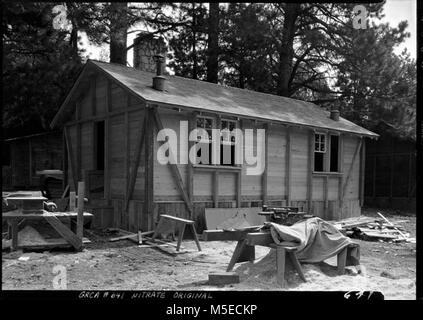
[337, 247, 348, 275]
[276, 247, 306, 288]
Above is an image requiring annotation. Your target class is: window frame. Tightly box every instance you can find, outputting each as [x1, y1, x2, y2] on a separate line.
[194, 115, 240, 167]
[313, 132, 341, 173]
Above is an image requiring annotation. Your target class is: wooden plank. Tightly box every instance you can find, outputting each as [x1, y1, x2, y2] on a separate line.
[226, 239, 247, 272]
[125, 114, 145, 211]
[337, 247, 347, 275]
[276, 246, 286, 287]
[104, 118, 110, 200]
[17, 238, 90, 250]
[213, 171, 219, 208]
[76, 122, 81, 182]
[124, 109, 130, 211]
[187, 113, 196, 218]
[64, 126, 77, 191]
[338, 134, 344, 216]
[152, 107, 192, 213]
[91, 75, 96, 116]
[28, 140, 32, 185]
[44, 215, 82, 250]
[285, 126, 291, 206]
[145, 107, 155, 230]
[159, 214, 194, 224]
[324, 175, 328, 210]
[262, 123, 269, 205]
[202, 228, 261, 241]
[245, 232, 273, 246]
[236, 171, 241, 208]
[69, 191, 76, 211]
[307, 130, 314, 212]
[208, 272, 240, 285]
[76, 181, 85, 241]
[342, 138, 363, 201]
[359, 139, 366, 206]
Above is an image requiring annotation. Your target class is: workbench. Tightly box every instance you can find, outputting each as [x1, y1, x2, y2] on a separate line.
[3, 210, 93, 251]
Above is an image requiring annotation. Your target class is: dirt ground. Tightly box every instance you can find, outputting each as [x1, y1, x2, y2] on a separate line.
[2, 208, 416, 300]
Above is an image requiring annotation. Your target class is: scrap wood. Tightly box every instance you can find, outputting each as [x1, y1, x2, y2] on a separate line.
[377, 212, 409, 240]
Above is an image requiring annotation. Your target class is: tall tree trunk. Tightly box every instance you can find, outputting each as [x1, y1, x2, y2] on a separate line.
[192, 3, 198, 79]
[206, 2, 219, 83]
[277, 3, 300, 97]
[109, 2, 128, 65]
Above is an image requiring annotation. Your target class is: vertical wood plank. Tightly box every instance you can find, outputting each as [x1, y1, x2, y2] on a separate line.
[389, 152, 394, 200]
[359, 139, 366, 206]
[64, 126, 77, 191]
[213, 171, 219, 208]
[144, 106, 154, 232]
[91, 75, 96, 116]
[76, 181, 85, 241]
[28, 140, 32, 186]
[372, 155, 376, 199]
[104, 118, 110, 200]
[62, 131, 68, 190]
[187, 113, 196, 218]
[307, 130, 314, 212]
[236, 171, 241, 208]
[262, 123, 269, 205]
[76, 123, 81, 181]
[285, 126, 291, 206]
[324, 176, 329, 210]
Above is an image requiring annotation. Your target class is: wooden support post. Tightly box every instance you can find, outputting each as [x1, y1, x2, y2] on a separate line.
[124, 106, 130, 213]
[69, 191, 76, 211]
[91, 75, 96, 116]
[359, 139, 366, 206]
[408, 153, 413, 198]
[76, 181, 85, 242]
[262, 123, 268, 205]
[213, 171, 219, 208]
[372, 155, 376, 199]
[236, 171, 241, 208]
[104, 118, 110, 201]
[226, 239, 247, 272]
[324, 175, 329, 210]
[176, 223, 186, 252]
[145, 107, 155, 231]
[125, 114, 146, 211]
[338, 134, 344, 216]
[11, 220, 18, 251]
[28, 140, 32, 186]
[62, 131, 68, 191]
[337, 247, 347, 275]
[276, 246, 286, 288]
[389, 152, 394, 200]
[64, 126, 77, 192]
[285, 126, 291, 206]
[187, 113, 196, 218]
[307, 130, 314, 213]
[76, 123, 81, 182]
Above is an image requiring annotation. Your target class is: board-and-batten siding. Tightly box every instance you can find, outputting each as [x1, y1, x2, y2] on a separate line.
[62, 71, 365, 232]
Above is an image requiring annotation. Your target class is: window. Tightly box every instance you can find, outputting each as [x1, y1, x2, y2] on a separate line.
[313, 133, 340, 172]
[329, 135, 339, 172]
[196, 117, 213, 165]
[314, 133, 326, 172]
[220, 119, 237, 166]
[195, 116, 238, 166]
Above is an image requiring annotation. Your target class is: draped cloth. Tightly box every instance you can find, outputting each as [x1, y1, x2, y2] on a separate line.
[269, 217, 360, 265]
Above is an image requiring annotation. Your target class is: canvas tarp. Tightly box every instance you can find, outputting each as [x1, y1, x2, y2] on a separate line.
[269, 217, 360, 265]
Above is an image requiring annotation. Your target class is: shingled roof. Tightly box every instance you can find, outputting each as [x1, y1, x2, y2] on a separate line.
[51, 60, 378, 138]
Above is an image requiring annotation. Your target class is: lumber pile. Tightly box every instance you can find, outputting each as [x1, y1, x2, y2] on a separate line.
[332, 212, 415, 243]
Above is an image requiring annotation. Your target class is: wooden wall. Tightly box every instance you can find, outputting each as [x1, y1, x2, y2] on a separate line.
[8, 132, 62, 189]
[62, 71, 366, 232]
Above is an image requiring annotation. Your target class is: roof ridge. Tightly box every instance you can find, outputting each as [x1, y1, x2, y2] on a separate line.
[89, 59, 318, 108]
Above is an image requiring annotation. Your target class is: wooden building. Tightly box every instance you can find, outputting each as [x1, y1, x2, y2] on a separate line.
[3, 131, 63, 195]
[50, 36, 378, 232]
[364, 123, 416, 211]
